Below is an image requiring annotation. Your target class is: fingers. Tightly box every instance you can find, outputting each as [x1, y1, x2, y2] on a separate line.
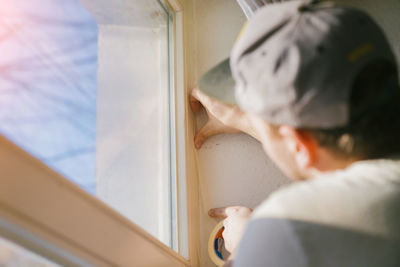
[208, 207, 228, 219]
[194, 121, 219, 149]
[210, 206, 253, 254]
[191, 87, 215, 112]
[191, 87, 242, 149]
[190, 88, 209, 113]
[191, 88, 213, 149]
[190, 93, 201, 113]
[192, 88, 237, 123]
[193, 130, 204, 150]
[209, 206, 253, 218]
[191, 87, 207, 103]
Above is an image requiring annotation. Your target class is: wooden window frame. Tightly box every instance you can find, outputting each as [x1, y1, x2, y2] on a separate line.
[0, 0, 201, 266]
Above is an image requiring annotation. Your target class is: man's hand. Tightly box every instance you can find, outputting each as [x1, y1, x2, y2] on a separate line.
[209, 206, 253, 255]
[190, 88, 259, 149]
[190, 88, 241, 149]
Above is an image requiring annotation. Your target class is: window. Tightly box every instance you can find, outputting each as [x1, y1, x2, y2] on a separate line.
[0, 0, 97, 194]
[0, 235, 60, 266]
[94, 0, 177, 248]
[0, 0, 190, 264]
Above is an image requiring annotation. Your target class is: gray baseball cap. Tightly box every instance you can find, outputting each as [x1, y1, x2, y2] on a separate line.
[198, 0, 397, 128]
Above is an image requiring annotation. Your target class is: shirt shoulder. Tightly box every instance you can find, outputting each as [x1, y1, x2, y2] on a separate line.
[234, 159, 400, 267]
[252, 158, 400, 237]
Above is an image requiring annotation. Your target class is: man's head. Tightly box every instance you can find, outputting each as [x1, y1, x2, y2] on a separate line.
[230, 1, 400, 180]
[196, 1, 399, 180]
[248, 59, 400, 180]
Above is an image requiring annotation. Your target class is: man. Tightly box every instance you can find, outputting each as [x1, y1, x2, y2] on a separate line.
[190, 1, 400, 266]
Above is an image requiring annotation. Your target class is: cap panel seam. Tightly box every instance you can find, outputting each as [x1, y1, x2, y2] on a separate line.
[237, 18, 292, 63]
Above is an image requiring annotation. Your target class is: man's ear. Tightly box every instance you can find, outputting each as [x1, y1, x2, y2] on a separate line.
[278, 126, 317, 169]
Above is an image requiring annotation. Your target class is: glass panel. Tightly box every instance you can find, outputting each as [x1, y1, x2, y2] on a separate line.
[0, 0, 177, 248]
[95, 2, 175, 247]
[0, 236, 60, 267]
[0, 0, 97, 193]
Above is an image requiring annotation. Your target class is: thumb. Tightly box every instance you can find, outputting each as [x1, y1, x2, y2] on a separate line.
[194, 121, 219, 149]
[190, 92, 201, 113]
[208, 207, 228, 219]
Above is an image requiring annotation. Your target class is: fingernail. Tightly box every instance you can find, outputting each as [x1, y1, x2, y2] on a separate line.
[195, 141, 202, 149]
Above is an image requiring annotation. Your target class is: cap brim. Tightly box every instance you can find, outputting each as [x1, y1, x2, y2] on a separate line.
[198, 58, 237, 105]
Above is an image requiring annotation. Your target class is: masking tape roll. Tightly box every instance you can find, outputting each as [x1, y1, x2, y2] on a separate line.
[208, 221, 225, 266]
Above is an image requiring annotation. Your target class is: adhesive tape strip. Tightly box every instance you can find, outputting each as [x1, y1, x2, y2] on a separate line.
[208, 221, 225, 266]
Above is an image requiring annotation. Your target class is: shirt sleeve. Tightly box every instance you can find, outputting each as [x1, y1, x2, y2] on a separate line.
[233, 217, 400, 267]
[233, 217, 307, 267]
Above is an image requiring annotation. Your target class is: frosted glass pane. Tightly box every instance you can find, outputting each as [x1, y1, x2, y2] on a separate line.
[0, 0, 176, 248]
[0, 0, 97, 193]
[95, 6, 174, 246]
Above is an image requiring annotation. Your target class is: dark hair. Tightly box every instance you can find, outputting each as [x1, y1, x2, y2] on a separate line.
[302, 60, 400, 159]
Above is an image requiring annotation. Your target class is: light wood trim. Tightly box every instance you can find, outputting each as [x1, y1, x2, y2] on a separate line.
[0, 1, 199, 266]
[167, 0, 183, 12]
[0, 134, 189, 267]
[181, 0, 201, 266]
[165, 0, 201, 265]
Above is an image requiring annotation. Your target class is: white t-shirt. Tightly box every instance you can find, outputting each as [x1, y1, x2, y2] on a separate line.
[234, 157, 400, 267]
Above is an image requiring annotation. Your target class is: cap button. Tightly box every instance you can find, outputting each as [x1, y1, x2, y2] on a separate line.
[298, 0, 322, 12]
[298, 4, 311, 12]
